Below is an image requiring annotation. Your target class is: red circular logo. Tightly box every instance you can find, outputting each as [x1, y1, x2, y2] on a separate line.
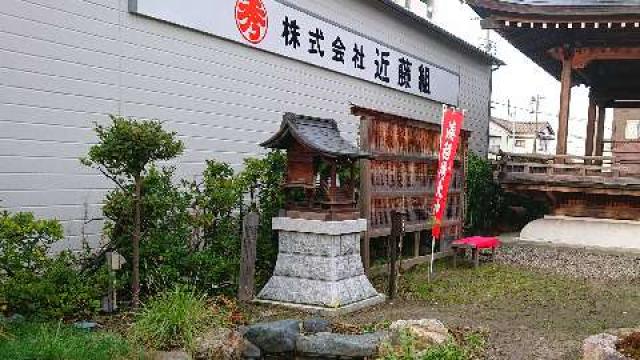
[235, 0, 268, 44]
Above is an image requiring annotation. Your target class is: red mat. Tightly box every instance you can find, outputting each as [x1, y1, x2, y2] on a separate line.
[452, 236, 501, 249]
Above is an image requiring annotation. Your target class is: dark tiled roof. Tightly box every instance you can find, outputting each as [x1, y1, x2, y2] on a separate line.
[492, 117, 555, 136]
[261, 113, 369, 159]
[497, 0, 640, 5]
[469, 0, 640, 16]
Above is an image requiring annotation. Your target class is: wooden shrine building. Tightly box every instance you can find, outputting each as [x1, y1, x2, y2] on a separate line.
[261, 113, 369, 221]
[470, 1, 640, 221]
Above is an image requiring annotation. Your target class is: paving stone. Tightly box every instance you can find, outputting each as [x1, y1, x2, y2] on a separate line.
[244, 320, 300, 353]
[302, 319, 331, 334]
[296, 332, 388, 357]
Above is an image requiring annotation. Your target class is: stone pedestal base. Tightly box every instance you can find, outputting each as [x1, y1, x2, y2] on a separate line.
[256, 218, 384, 315]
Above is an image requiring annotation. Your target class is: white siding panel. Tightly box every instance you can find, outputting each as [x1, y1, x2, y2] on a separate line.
[0, 138, 93, 159]
[1, 157, 100, 175]
[1, 49, 121, 86]
[0, 189, 106, 207]
[1, 86, 119, 114]
[0, 121, 96, 144]
[0, 31, 120, 70]
[17, 0, 120, 23]
[0, 174, 109, 191]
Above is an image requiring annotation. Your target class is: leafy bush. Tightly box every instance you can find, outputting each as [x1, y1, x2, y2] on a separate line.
[240, 151, 287, 286]
[102, 167, 193, 295]
[465, 152, 504, 235]
[100, 150, 286, 298]
[130, 286, 214, 351]
[3, 252, 108, 320]
[83, 115, 185, 307]
[0, 210, 63, 277]
[0, 210, 107, 320]
[0, 321, 140, 360]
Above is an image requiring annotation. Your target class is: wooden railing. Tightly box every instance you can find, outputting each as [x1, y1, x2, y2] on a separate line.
[494, 152, 627, 180]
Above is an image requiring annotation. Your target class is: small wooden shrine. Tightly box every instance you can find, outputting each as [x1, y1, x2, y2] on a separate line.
[261, 113, 370, 221]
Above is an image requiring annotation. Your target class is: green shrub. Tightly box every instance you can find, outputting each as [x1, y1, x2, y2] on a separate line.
[100, 150, 286, 299]
[103, 167, 193, 296]
[83, 115, 185, 308]
[0, 321, 141, 360]
[3, 252, 108, 320]
[465, 152, 503, 235]
[130, 286, 214, 351]
[0, 210, 107, 320]
[0, 210, 63, 277]
[240, 150, 287, 286]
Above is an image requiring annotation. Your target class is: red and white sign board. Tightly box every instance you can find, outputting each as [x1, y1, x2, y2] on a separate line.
[431, 107, 464, 239]
[129, 0, 460, 105]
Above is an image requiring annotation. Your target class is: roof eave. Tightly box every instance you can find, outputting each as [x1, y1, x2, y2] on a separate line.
[468, 0, 640, 18]
[374, 0, 504, 66]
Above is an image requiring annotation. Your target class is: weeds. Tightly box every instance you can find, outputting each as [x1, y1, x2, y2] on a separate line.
[0, 321, 140, 360]
[130, 286, 216, 352]
[378, 329, 486, 360]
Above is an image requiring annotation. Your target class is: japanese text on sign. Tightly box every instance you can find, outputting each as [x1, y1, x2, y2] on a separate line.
[129, 0, 460, 105]
[431, 107, 464, 239]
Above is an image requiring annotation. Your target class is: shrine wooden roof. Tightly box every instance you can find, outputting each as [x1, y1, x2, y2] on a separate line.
[261, 113, 369, 159]
[470, 0, 640, 18]
[468, 0, 640, 104]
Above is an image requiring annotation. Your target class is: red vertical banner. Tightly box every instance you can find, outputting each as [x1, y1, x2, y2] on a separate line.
[431, 107, 464, 239]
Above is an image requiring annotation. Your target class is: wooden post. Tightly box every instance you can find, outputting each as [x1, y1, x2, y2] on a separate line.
[585, 92, 597, 158]
[595, 104, 607, 157]
[413, 231, 421, 258]
[556, 50, 573, 156]
[359, 117, 372, 273]
[238, 211, 259, 302]
[388, 211, 402, 300]
[330, 160, 337, 201]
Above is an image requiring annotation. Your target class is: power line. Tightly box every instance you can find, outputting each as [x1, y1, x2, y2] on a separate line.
[491, 100, 589, 123]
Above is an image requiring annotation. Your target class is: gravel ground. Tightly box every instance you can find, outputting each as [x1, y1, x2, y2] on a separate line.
[497, 243, 640, 282]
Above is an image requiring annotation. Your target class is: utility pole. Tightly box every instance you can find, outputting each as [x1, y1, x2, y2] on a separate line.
[508, 99, 516, 152]
[531, 95, 544, 154]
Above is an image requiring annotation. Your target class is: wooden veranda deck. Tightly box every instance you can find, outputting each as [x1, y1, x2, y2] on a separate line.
[494, 153, 640, 220]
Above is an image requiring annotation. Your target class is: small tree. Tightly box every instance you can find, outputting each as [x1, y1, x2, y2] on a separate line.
[82, 115, 183, 308]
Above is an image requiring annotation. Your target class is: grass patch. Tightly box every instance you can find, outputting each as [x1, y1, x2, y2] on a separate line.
[402, 260, 592, 310]
[130, 286, 218, 352]
[378, 329, 486, 360]
[396, 260, 640, 337]
[0, 321, 141, 360]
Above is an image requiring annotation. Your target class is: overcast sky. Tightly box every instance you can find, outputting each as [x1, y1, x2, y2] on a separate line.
[431, 1, 606, 155]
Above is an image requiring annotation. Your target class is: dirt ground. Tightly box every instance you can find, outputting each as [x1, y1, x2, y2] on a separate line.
[249, 243, 640, 360]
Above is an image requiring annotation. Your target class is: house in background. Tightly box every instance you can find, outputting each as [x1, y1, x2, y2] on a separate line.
[613, 109, 640, 176]
[489, 117, 556, 155]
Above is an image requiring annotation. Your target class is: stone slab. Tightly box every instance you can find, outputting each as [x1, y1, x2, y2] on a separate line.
[273, 253, 364, 281]
[278, 232, 360, 257]
[272, 217, 367, 235]
[520, 216, 640, 251]
[258, 275, 379, 307]
[296, 332, 388, 357]
[254, 294, 386, 317]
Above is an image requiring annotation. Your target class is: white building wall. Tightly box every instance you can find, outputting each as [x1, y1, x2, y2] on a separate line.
[0, 0, 492, 248]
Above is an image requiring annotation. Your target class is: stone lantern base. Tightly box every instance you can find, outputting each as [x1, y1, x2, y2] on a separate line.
[256, 217, 384, 315]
